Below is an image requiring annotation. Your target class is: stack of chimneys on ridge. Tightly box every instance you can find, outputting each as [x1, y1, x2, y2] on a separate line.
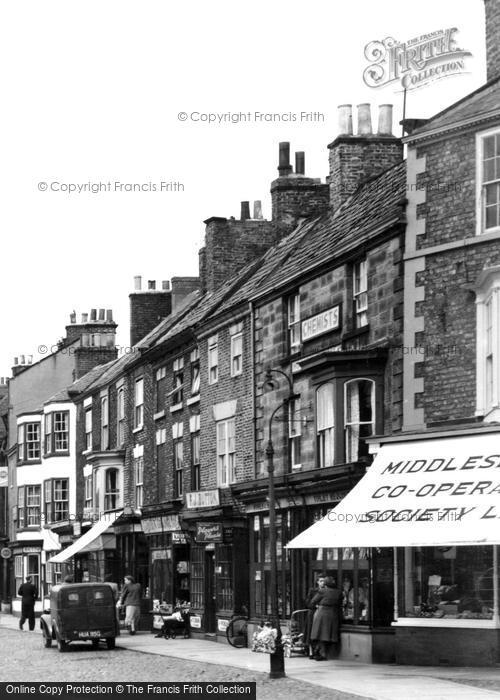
[69, 309, 114, 324]
[328, 102, 403, 212]
[239, 201, 264, 221]
[277, 141, 308, 178]
[133, 277, 170, 292]
[0, 377, 8, 386]
[337, 103, 394, 137]
[11, 355, 33, 377]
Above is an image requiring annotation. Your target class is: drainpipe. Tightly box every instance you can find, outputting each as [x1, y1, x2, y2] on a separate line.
[249, 300, 257, 478]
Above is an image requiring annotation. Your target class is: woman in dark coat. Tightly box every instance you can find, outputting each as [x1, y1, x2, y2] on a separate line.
[303, 574, 326, 658]
[310, 576, 342, 660]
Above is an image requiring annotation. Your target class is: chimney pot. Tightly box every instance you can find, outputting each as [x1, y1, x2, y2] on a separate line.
[253, 200, 263, 219]
[20, 355, 25, 365]
[148, 280, 156, 290]
[162, 280, 170, 290]
[338, 104, 353, 135]
[278, 142, 292, 177]
[357, 103, 373, 135]
[98, 308, 105, 320]
[13, 357, 18, 366]
[81, 313, 88, 323]
[134, 275, 142, 291]
[378, 104, 393, 135]
[27, 355, 33, 364]
[106, 309, 113, 321]
[240, 201, 250, 220]
[295, 151, 305, 175]
[90, 309, 97, 321]
[70, 311, 76, 324]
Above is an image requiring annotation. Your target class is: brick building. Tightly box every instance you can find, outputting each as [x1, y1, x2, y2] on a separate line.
[288, 0, 500, 667]
[6, 310, 118, 614]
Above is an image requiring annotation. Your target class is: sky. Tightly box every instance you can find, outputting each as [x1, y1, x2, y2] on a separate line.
[0, 0, 487, 377]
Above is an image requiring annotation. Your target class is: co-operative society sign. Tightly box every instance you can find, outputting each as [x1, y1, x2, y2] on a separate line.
[287, 432, 500, 549]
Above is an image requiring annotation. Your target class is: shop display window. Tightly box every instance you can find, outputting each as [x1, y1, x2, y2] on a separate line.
[398, 546, 495, 620]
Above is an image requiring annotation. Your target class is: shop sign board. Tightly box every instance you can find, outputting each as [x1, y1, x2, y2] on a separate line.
[185, 490, 220, 509]
[247, 490, 348, 513]
[0, 547, 12, 559]
[142, 514, 181, 534]
[0, 467, 8, 487]
[217, 618, 229, 632]
[152, 550, 168, 561]
[195, 523, 223, 543]
[301, 305, 340, 341]
[172, 532, 187, 544]
[190, 615, 202, 629]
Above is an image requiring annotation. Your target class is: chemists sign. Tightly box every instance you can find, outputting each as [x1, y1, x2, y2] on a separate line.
[287, 431, 500, 549]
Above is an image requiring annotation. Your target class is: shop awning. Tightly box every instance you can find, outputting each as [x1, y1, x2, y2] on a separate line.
[42, 528, 61, 552]
[48, 511, 122, 563]
[287, 432, 500, 549]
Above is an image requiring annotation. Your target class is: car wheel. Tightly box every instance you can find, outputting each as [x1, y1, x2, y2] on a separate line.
[56, 635, 69, 653]
[106, 638, 116, 650]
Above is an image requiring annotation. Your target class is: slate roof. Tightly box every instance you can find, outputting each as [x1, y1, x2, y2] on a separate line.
[409, 75, 500, 140]
[215, 160, 406, 311]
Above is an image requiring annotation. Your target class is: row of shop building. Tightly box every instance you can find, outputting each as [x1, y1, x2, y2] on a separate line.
[1, 0, 500, 666]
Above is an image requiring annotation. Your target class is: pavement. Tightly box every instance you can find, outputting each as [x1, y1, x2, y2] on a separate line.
[3, 614, 500, 699]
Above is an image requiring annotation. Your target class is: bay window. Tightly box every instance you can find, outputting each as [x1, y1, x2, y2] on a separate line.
[104, 469, 119, 511]
[344, 379, 375, 462]
[44, 478, 69, 523]
[44, 411, 69, 455]
[18, 422, 41, 463]
[18, 485, 41, 528]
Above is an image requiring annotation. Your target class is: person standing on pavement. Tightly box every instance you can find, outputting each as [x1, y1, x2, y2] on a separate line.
[304, 573, 326, 658]
[18, 575, 37, 631]
[117, 575, 142, 635]
[310, 576, 342, 661]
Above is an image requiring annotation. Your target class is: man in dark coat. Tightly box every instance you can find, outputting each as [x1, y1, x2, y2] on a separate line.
[310, 576, 342, 660]
[18, 575, 38, 631]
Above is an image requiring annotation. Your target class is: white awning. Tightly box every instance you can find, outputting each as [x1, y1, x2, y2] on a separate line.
[287, 432, 500, 549]
[42, 529, 61, 552]
[48, 511, 122, 563]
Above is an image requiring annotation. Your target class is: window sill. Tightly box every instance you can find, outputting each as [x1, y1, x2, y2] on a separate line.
[341, 324, 370, 342]
[187, 396, 200, 406]
[44, 452, 70, 458]
[154, 410, 166, 420]
[392, 617, 499, 629]
[230, 372, 242, 379]
[17, 460, 42, 466]
[82, 449, 92, 456]
[132, 426, 143, 434]
[170, 403, 183, 414]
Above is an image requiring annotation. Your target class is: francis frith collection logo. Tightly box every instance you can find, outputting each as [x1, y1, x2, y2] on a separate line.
[363, 28, 472, 91]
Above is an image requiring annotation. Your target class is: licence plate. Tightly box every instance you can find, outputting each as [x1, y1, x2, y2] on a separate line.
[77, 630, 101, 638]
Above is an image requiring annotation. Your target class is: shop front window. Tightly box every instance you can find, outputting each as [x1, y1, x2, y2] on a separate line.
[216, 545, 233, 612]
[398, 545, 495, 620]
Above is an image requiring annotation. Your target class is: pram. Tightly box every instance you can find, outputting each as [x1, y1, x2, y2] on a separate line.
[284, 608, 310, 657]
[155, 607, 191, 639]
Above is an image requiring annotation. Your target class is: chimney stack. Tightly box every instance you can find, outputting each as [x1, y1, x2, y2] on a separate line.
[240, 201, 251, 220]
[278, 142, 293, 177]
[129, 275, 172, 346]
[328, 102, 403, 212]
[90, 309, 97, 321]
[295, 151, 305, 176]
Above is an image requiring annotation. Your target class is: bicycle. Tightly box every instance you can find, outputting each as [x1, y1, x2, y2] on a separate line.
[226, 614, 248, 648]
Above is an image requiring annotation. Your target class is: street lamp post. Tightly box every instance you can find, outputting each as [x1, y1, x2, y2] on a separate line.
[263, 368, 294, 679]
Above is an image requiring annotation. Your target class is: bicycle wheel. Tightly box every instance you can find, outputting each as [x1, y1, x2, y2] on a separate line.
[226, 617, 248, 648]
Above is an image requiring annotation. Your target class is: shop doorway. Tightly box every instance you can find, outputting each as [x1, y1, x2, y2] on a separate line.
[204, 549, 216, 633]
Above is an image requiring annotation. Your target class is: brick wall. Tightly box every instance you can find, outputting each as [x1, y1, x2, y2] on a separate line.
[199, 315, 254, 503]
[485, 0, 500, 82]
[270, 176, 329, 232]
[202, 218, 277, 294]
[328, 136, 403, 211]
[129, 291, 172, 347]
[74, 347, 118, 380]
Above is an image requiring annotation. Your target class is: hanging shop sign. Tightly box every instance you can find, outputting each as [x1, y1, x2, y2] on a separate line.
[186, 490, 220, 509]
[301, 305, 340, 342]
[0, 548, 12, 559]
[195, 523, 223, 543]
[151, 550, 168, 561]
[0, 467, 8, 487]
[142, 514, 181, 534]
[172, 532, 188, 544]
